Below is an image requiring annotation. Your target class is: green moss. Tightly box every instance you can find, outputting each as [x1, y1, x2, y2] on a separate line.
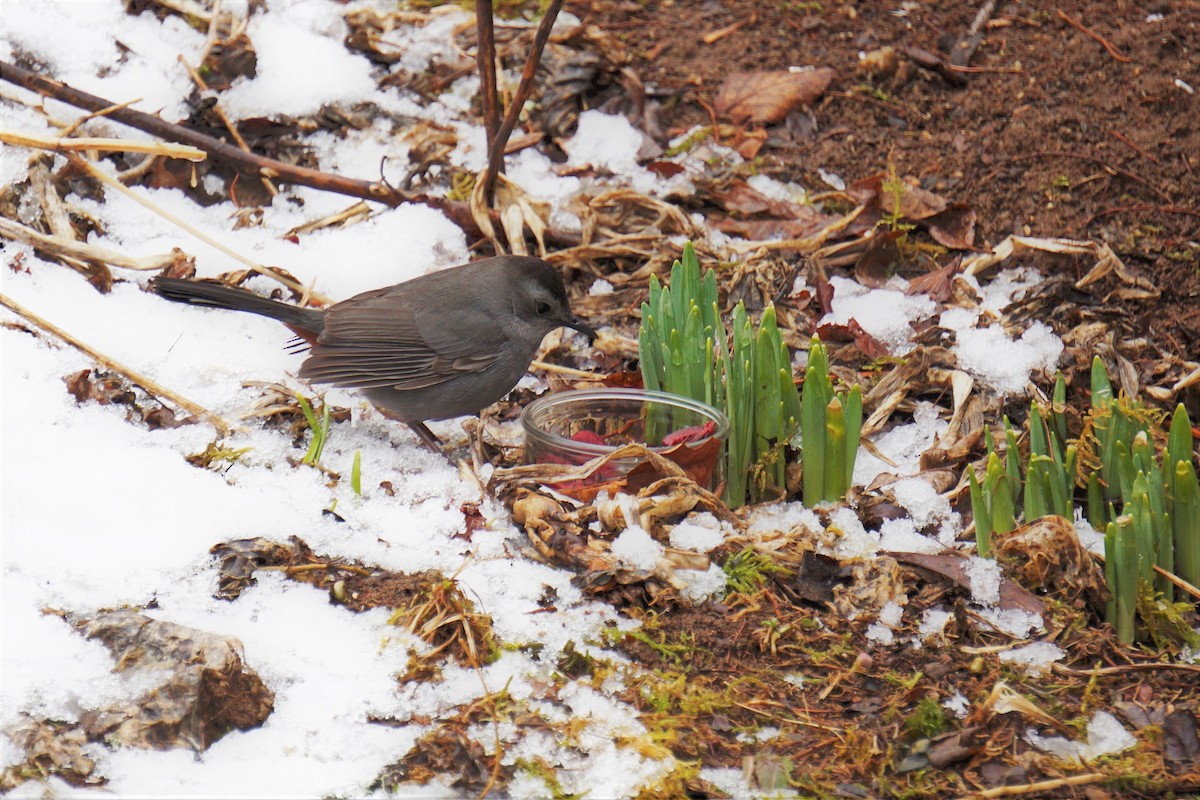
[723, 547, 787, 596]
[903, 698, 948, 739]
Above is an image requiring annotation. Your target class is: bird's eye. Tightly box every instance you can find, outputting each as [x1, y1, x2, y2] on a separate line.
[535, 300, 552, 315]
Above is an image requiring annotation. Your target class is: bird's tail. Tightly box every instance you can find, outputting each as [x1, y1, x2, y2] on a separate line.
[149, 277, 326, 336]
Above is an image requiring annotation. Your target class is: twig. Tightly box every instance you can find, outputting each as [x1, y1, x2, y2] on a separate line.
[481, 0, 563, 205]
[998, 150, 1171, 202]
[730, 699, 844, 735]
[1153, 563, 1200, 600]
[1052, 661, 1200, 677]
[27, 160, 91, 277]
[67, 154, 332, 303]
[1057, 10, 1132, 63]
[0, 129, 206, 160]
[0, 59, 407, 207]
[0, 214, 183, 271]
[196, 0, 226, 68]
[701, 13, 755, 45]
[964, 772, 1108, 799]
[0, 292, 231, 435]
[475, 0, 501, 151]
[827, 90, 913, 120]
[528, 359, 602, 379]
[1109, 130, 1159, 162]
[1085, 204, 1200, 227]
[950, 0, 997, 72]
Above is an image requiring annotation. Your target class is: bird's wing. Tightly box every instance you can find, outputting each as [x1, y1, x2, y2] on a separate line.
[298, 286, 501, 390]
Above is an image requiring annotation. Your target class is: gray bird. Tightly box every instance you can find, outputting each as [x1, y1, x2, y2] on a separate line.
[150, 256, 596, 450]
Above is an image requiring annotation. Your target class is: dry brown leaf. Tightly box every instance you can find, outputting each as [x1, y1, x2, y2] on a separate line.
[714, 68, 835, 125]
[926, 204, 977, 249]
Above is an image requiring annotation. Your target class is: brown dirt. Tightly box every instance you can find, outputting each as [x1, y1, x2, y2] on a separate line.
[572, 0, 1200, 369]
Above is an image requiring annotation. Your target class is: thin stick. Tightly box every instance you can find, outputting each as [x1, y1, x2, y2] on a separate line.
[998, 150, 1170, 202]
[69, 154, 330, 303]
[1153, 563, 1200, 600]
[1057, 10, 1132, 63]
[482, 0, 563, 205]
[27, 161, 90, 276]
[196, 0, 225, 67]
[1084, 204, 1200, 227]
[0, 59, 405, 207]
[1109, 130, 1159, 162]
[0, 129, 206, 160]
[0, 214, 182, 271]
[0, 60, 544, 247]
[950, 0, 997, 70]
[475, 0, 501, 150]
[528, 359, 602, 379]
[966, 772, 1108, 799]
[149, 0, 215, 23]
[1053, 661, 1200, 677]
[0, 292, 230, 435]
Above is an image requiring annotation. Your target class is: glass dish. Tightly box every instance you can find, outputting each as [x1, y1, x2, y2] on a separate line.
[521, 388, 728, 492]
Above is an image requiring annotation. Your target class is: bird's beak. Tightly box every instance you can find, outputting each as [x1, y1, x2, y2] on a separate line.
[566, 315, 598, 343]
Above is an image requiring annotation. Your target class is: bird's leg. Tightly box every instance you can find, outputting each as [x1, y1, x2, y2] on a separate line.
[407, 421, 446, 453]
[371, 406, 445, 453]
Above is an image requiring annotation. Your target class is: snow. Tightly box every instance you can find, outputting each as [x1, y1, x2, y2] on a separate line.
[854, 402, 948, 485]
[1025, 711, 1136, 763]
[564, 110, 660, 195]
[965, 556, 1002, 606]
[1074, 513, 1106, 555]
[999, 642, 1065, 675]
[221, 16, 376, 118]
[667, 512, 727, 552]
[746, 500, 822, 536]
[610, 525, 664, 571]
[975, 608, 1045, 639]
[952, 322, 1064, 396]
[589, 278, 615, 296]
[819, 275, 937, 355]
[919, 608, 953, 642]
[610, 494, 664, 569]
[866, 601, 904, 646]
[677, 564, 729, 604]
[942, 692, 969, 718]
[893, 476, 961, 545]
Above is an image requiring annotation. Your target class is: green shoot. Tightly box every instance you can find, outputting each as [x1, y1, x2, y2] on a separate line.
[296, 392, 331, 466]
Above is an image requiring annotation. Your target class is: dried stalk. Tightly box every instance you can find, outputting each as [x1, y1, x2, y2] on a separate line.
[0, 129, 206, 160]
[0, 214, 182, 272]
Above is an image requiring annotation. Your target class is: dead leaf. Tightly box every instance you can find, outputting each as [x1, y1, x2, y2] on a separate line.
[885, 550, 1046, 618]
[714, 68, 835, 125]
[709, 180, 801, 217]
[906, 258, 962, 303]
[927, 204, 977, 249]
[1163, 710, 1200, 766]
[853, 229, 904, 287]
[814, 318, 889, 360]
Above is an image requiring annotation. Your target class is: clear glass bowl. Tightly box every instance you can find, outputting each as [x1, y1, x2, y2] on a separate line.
[521, 389, 729, 491]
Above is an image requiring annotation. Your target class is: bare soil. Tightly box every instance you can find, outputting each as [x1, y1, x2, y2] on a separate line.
[574, 0, 1200, 369]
